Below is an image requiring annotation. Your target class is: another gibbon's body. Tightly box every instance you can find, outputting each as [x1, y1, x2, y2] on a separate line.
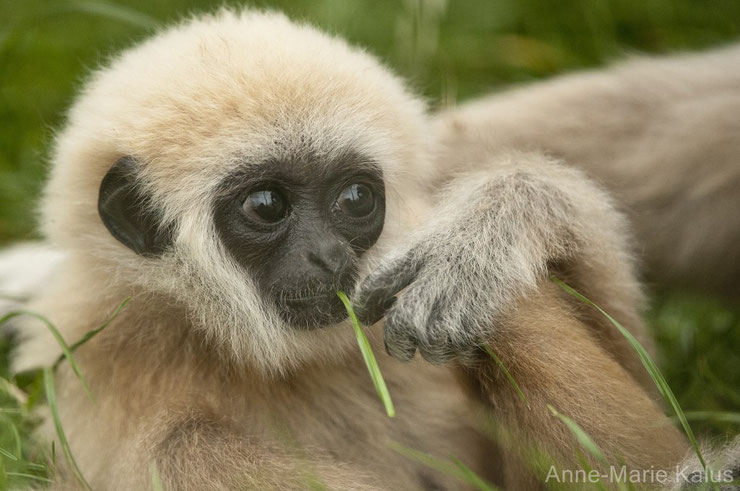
[8, 9, 739, 490]
[434, 46, 740, 297]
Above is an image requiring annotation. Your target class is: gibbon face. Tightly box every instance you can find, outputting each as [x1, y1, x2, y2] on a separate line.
[43, 10, 432, 373]
[99, 151, 387, 330]
[210, 151, 387, 328]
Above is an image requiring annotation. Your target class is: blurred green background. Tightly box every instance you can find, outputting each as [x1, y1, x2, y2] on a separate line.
[1, 0, 738, 451]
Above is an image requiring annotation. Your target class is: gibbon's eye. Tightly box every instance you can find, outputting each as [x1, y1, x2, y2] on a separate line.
[336, 183, 375, 217]
[243, 189, 288, 223]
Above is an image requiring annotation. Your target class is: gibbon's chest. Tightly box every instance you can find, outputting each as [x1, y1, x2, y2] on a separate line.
[256, 357, 497, 489]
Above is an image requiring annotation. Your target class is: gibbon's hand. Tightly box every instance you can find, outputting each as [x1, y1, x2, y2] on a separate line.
[353, 173, 541, 364]
[353, 155, 630, 364]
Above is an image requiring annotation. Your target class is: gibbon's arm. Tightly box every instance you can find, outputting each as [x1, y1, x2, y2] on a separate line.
[354, 151, 687, 480]
[357, 151, 651, 376]
[468, 280, 687, 488]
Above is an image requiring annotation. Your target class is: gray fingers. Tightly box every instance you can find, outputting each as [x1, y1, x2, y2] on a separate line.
[352, 252, 422, 326]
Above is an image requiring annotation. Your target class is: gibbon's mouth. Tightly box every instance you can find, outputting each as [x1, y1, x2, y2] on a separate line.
[273, 287, 352, 330]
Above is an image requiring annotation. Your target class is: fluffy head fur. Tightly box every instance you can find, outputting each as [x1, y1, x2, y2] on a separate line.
[42, 9, 432, 374]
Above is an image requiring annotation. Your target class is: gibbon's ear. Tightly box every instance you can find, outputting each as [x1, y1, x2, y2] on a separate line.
[98, 156, 172, 256]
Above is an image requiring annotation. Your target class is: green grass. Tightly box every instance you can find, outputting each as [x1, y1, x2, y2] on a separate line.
[546, 405, 615, 491]
[1, 0, 739, 488]
[1, 311, 94, 399]
[0, 299, 128, 488]
[649, 291, 740, 437]
[0, 337, 49, 488]
[484, 345, 530, 409]
[388, 440, 499, 491]
[43, 366, 92, 490]
[337, 291, 395, 418]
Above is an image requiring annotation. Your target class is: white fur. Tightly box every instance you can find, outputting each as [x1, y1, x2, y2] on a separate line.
[0, 243, 63, 316]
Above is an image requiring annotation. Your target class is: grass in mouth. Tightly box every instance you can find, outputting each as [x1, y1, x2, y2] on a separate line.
[337, 291, 395, 418]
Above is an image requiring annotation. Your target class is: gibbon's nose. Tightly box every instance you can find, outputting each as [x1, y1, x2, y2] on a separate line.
[306, 238, 350, 277]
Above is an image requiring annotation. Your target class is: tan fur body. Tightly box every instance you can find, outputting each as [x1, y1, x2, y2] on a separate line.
[18, 265, 684, 490]
[43, 290, 493, 489]
[11, 9, 738, 490]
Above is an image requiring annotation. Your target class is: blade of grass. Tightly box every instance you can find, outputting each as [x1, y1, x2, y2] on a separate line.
[547, 405, 607, 463]
[0, 447, 17, 461]
[22, 462, 47, 471]
[337, 291, 395, 417]
[9, 423, 21, 459]
[616, 455, 637, 491]
[43, 366, 92, 491]
[449, 455, 499, 491]
[574, 451, 610, 491]
[551, 276, 707, 469]
[62, 0, 158, 29]
[673, 411, 740, 425]
[6, 472, 52, 483]
[0, 377, 27, 405]
[549, 407, 633, 491]
[0, 311, 92, 399]
[23, 373, 44, 411]
[483, 345, 530, 409]
[53, 298, 131, 370]
[150, 462, 164, 491]
[1, 298, 129, 401]
[304, 471, 329, 491]
[388, 441, 499, 491]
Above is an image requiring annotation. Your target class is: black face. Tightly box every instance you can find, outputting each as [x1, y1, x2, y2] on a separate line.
[213, 152, 386, 329]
